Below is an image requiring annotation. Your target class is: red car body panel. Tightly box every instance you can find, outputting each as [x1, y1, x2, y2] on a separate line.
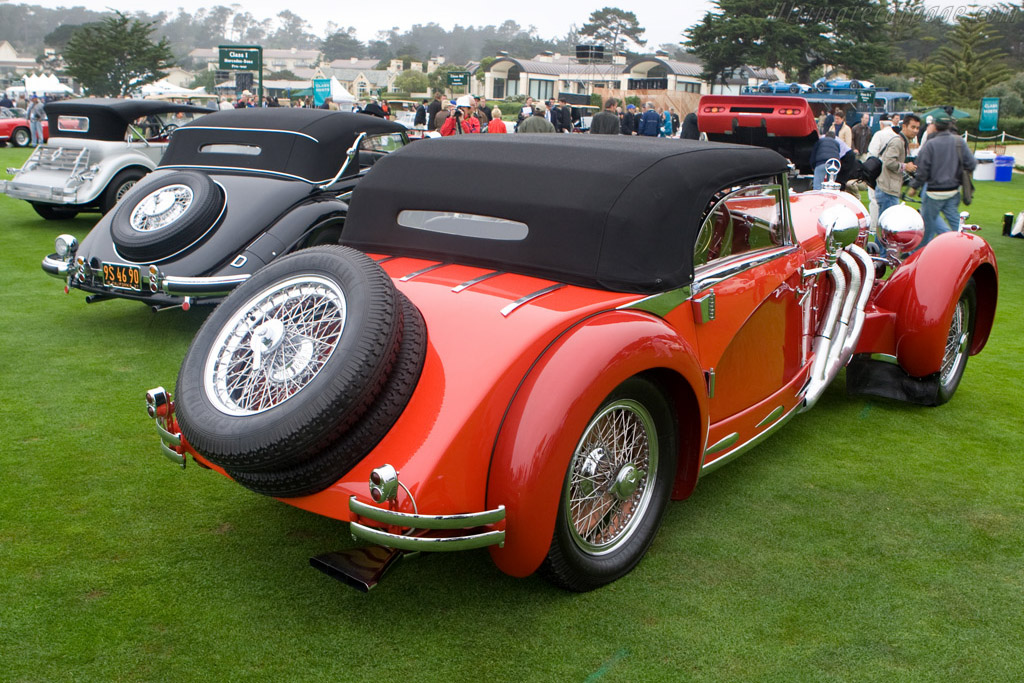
[0, 115, 48, 144]
[698, 95, 817, 138]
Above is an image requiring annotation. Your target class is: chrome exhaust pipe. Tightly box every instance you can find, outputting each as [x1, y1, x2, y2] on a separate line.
[803, 260, 846, 410]
[823, 251, 862, 380]
[836, 245, 875, 367]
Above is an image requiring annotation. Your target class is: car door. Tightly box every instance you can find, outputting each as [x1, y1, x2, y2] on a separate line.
[684, 177, 807, 464]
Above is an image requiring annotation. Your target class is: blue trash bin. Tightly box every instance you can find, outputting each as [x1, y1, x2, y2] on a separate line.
[995, 155, 1015, 182]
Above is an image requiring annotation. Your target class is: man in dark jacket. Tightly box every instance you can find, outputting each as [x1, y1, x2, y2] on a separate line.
[680, 112, 699, 140]
[908, 115, 977, 247]
[589, 98, 620, 134]
[638, 102, 660, 136]
[810, 131, 842, 189]
[414, 99, 428, 126]
[426, 92, 444, 131]
[621, 104, 638, 135]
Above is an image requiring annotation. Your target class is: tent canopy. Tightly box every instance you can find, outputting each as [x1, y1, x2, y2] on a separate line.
[920, 106, 971, 120]
[22, 73, 73, 95]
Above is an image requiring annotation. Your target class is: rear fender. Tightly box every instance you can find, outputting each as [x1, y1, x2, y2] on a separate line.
[265, 198, 349, 252]
[873, 231, 998, 377]
[486, 310, 707, 578]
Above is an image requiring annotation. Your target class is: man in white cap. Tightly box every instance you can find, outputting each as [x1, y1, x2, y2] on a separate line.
[439, 95, 480, 135]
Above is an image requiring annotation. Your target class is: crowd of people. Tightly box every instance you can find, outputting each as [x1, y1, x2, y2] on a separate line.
[811, 104, 976, 249]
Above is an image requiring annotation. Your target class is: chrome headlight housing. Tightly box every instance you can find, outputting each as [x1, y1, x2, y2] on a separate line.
[879, 204, 924, 254]
[55, 234, 78, 259]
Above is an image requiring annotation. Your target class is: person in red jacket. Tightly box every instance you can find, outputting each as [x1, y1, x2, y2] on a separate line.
[440, 96, 481, 135]
[486, 107, 507, 134]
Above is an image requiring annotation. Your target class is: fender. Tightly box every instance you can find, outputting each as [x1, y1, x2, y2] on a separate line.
[266, 197, 349, 252]
[873, 231, 998, 377]
[486, 310, 707, 578]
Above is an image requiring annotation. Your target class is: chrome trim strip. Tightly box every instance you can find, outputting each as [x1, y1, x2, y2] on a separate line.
[398, 261, 448, 282]
[350, 497, 505, 529]
[350, 523, 505, 552]
[755, 405, 785, 429]
[693, 246, 799, 293]
[161, 273, 250, 296]
[175, 126, 320, 143]
[158, 165, 332, 185]
[374, 255, 397, 263]
[701, 403, 801, 476]
[159, 441, 186, 467]
[619, 285, 691, 316]
[452, 270, 504, 293]
[41, 254, 70, 278]
[868, 353, 899, 365]
[156, 422, 181, 447]
[704, 432, 739, 456]
[500, 284, 566, 317]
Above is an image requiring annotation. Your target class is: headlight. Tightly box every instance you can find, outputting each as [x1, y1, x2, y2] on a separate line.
[55, 234, 78, 259]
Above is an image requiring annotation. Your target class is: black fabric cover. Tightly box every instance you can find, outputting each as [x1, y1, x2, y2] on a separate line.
[159, 109, 406, 183]
[342, 135, 789, 293]
[46, 98, 212, 142]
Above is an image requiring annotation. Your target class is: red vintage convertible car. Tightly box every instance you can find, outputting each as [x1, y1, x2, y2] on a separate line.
[0, 106, 48, 147]
[147, 135, 997, 591]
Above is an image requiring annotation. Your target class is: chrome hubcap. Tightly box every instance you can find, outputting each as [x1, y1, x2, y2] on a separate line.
[565, 399, 657, 555]
[129, 184, 193, 231]
[203, 275, 347, 416]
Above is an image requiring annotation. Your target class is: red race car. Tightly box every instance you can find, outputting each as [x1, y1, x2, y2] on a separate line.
[147, 135, 997, 591]
[0, 106, 48, 147]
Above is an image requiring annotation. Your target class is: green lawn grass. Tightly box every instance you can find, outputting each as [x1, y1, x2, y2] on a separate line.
[2, 145, 1023, 681]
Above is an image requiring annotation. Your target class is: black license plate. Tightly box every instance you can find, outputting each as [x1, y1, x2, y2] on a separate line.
[102, 262, 142, 291]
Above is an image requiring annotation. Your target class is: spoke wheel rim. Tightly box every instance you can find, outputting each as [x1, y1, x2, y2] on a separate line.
[129, 184, 192, 231]
[565, 399, 658, 556]
[939, 298, 969, 389]
[203, 275, 347, 416]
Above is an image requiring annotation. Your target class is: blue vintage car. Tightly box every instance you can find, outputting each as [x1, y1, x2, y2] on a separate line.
[813, 78, 874, 92]
[757, 81, 811, 94]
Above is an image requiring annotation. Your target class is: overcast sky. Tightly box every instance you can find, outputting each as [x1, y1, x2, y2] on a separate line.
[13, 1, 716, 47]
[9, 0, 1016, 50]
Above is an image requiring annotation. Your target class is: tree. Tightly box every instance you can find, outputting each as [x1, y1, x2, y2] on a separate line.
[476, 56, 496, 84]
[64, 11, 175, 96]
[268, 69, 300, 80]
[685, 0, 894, 83]
[580, 7, 646, 54]
[322, 27, 364, 61]
[912, 13, 1012, 107]
[394, 69, 429, 93]
[427, 64, 466, 95]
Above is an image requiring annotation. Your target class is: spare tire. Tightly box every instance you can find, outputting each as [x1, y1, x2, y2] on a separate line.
[175, 245, 402, 473]
[228, 293, 427, 498]
[110, 170, 223, 262]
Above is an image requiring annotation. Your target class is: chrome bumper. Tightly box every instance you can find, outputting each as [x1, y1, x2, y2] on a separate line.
[156, 273, 250, 297]
[42, 253, 71, 278]
[2, 181, 79, 204]
[146, 387, 186, 468]
[349, 497, 506, 551]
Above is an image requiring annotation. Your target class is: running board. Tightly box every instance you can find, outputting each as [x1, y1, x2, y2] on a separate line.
[310, 546, 417, 592]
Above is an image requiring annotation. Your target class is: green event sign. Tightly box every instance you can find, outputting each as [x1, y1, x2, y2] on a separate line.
[855, 89, 874, 106]
[446, 71, 470, 87]
[313, 79, 332, 106]
[219, 45, 261, 71]
[979, 97, 1000, 132]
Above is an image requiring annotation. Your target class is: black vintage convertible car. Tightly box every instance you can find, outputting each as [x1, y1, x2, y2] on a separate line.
[42, 108, 408, 309]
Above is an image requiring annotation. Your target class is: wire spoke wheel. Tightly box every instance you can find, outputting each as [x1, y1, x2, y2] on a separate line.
[129, 184, 193, 231]
[204, 275, 347, 416]
[566, 398, 658, 555]
[939, 297, 969, 390]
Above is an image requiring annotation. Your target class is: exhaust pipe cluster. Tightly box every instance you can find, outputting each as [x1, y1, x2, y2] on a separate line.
[802, 244, 874, 410]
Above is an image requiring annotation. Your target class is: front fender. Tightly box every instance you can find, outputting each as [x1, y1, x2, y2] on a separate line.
[486, 310, 707, 578]
[874, 231, 997, 377]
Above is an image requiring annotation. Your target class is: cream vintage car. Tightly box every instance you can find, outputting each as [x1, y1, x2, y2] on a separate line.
[1, 98, 210, 220]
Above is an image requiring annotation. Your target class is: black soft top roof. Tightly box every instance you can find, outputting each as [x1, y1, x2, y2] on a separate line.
[342, 135, 789, 293]
[46, 98, 212, 141]
[159, 109, 407, 182]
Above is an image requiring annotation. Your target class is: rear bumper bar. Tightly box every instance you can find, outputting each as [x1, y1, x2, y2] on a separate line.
[349, 497, 505, 551]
